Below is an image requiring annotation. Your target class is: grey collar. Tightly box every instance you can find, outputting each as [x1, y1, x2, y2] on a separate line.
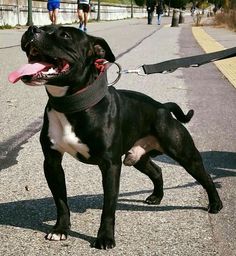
[47, 72, 108, 114]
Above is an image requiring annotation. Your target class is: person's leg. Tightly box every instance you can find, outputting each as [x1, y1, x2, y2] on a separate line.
[157, 14, 161, 25]
[83, 11, 89, 31]
[158, 13, 162, 25]
[83, 4, 90, 32]
[78, 9, 84, 23]
[78, 8, 84, 29]
[48, 3, 54, 24]
[53, 8, 59, 24]
[147, 11, 152, 24]
[49, 10, 54, 23]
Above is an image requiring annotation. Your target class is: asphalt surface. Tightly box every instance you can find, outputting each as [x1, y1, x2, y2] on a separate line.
[0, 16, 235, 256]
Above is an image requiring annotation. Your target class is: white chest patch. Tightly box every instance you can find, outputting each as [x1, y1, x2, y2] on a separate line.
[47, 109, 90, 159]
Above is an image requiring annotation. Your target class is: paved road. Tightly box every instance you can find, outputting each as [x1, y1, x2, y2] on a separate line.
[0, 16, 235, 256]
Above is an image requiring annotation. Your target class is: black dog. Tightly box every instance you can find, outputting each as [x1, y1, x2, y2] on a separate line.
[9, 25, 223, 249]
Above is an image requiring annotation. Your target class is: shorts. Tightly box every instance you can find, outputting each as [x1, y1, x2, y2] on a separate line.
[47, 2, 60, 11]
[78, 3, 90, 13]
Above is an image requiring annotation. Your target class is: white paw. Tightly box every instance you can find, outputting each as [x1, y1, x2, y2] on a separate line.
[46, 232, 67, 241]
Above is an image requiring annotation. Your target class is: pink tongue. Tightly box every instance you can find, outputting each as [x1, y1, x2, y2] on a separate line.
[8, 63, 52, 83]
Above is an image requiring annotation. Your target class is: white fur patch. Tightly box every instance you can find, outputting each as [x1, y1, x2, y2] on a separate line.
[47, 109, 90, 159]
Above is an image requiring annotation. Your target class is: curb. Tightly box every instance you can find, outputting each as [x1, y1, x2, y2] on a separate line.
[192, 26, 236, 89]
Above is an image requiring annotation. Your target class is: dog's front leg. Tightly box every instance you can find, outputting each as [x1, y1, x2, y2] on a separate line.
[94, 160, 122, 249]
[40, 130, 70, 241]
[43, 152, 71, 241]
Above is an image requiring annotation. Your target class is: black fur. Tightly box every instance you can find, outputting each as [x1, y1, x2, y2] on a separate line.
[19, 25, 223, 250]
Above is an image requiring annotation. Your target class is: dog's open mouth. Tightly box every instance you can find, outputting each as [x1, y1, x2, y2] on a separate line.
[8, 46, 70, 84]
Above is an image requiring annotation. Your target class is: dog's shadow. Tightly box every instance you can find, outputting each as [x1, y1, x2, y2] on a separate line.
[0, 190, 206, 244]
[0, 150, 235, 244]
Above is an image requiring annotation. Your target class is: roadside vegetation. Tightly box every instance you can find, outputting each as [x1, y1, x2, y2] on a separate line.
[0, 24, 13, 29]
[215, 10, 236, 30]
[214, 0, 236, 31]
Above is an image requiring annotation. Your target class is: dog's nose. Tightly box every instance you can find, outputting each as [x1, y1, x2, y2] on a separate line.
[21, 26, 42, 51]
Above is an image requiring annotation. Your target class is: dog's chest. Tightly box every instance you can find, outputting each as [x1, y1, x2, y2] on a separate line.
[47, 109, 90, 159]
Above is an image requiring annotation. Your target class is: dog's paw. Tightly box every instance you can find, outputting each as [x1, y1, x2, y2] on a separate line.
[145, 194, 163, 205]
[45, 231, 67, 241]
[93, 236, 116, 250]
[208, 200, 223, 214]
[123, 152, 139, 166]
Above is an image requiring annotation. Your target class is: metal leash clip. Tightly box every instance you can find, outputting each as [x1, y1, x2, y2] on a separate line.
[119, 65, 146, 76]
[107, 63, 146, 86]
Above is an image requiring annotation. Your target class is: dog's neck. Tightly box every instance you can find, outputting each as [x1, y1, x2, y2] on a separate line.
[46, 71, 109, 114]
[46, 85, 70, 97]
[46, 59, 108, 98]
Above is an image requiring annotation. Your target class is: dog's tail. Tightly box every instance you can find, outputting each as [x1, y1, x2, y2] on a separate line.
[164, 102, 194, 123]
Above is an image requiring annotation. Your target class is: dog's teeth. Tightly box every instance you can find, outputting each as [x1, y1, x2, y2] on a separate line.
[42, 68, 57, 75]
[36, 72, 42, 78]
[48, 68, 57, 74]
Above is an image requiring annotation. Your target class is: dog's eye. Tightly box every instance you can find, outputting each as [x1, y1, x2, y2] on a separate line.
[60, 32, 71, 39]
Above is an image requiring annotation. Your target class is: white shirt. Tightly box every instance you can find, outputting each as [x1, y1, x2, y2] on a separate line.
[79, 0, 90, 4]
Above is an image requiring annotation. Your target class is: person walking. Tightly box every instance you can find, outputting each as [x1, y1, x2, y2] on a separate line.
[47, 0, 60, 24]
[156, 0, 164, 25]
[77, 0, 90, 32]
[146, 0, 156, 25]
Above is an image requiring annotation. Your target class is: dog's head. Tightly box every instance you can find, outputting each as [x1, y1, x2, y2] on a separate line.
[9, 25, 115, 90]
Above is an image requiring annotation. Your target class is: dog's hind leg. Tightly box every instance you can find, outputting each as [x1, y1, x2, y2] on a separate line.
[172, 150, 223, 213]
[134, 155, 164, 205]
[155, 109, 223, 213]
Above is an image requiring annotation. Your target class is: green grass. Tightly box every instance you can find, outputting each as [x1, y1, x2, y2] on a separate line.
[0, 24, 13, 29]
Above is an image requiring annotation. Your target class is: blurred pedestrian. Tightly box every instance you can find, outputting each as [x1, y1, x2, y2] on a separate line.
[146, 0, 156, 25]
[190, 4, 196, 16]
[77, 0, 90, 32]
[213, 5, 218, 15]
[156, 0, 164, 25]
[47, 0, 60, 24]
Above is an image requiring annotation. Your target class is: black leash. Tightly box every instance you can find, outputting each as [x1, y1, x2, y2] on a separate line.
[118, 46, 236, 76]
[142, 46, 236, 74]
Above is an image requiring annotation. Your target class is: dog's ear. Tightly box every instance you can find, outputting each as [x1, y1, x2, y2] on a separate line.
[91, 36, 115, 62]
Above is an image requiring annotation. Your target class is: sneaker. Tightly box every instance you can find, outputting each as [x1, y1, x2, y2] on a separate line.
[79, 22, 83, 30]
[84, 27, 87, 33]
